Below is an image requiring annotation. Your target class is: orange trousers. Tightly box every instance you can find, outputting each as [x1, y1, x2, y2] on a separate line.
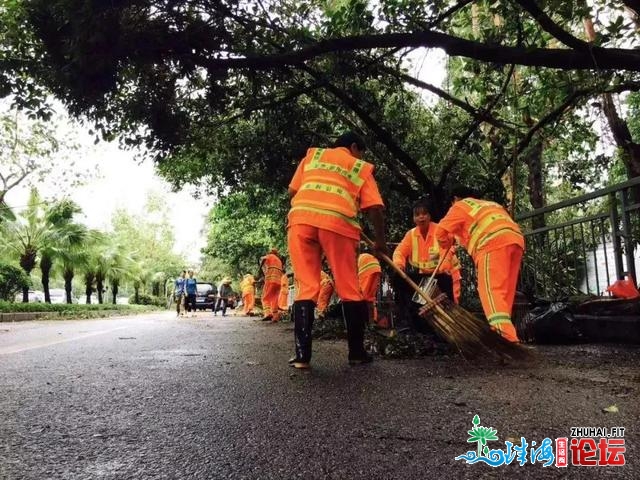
[316, 281, 334, 315]
[359, 271, 381, 323]
[288, 224, 362, 302]
[262, 281, 281, 320]
[475, 244, 523, 343]
[242, 291, 255, 315]
[278, 284, 289, 311]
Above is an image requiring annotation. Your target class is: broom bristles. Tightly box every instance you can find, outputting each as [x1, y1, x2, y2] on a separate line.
[420, 285, 535, 362]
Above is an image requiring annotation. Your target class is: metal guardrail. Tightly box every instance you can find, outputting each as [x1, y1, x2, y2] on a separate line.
[516, 177, 640, 299]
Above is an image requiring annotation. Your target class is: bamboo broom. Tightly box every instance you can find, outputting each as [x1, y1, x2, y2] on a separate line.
[362, 234, 534, 362]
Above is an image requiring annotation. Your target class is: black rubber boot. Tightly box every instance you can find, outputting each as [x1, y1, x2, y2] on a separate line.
[342, 301, 373, 365]
[290, 300, 315, 369]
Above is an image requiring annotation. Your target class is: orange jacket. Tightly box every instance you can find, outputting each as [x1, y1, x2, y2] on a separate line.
[358, 253, 381, 276]
[288, 147, 384, 240]
[393, 223, 454, 274]
[261, 253, 283, 283]
[436, 198, 524, 257]
[240, 274, 255, 295]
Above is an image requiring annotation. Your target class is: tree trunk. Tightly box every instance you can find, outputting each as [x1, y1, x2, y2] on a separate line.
[111, 279, 119, 304]
[40, 255, 53, 303]
[84, 272, 95, 304]
[19, 248, 36, 303]
[601, 93, 640, 203]
[96, 275, 104, 304]
[64, 269, 74, 304]
[134, 285, 140, 304]
[584, 16, 640, 200]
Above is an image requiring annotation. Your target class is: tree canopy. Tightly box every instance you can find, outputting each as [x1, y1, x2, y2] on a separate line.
[3, 0, 640, 269]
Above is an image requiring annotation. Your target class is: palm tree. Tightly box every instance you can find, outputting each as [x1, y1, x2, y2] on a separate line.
[39, 220, 86, 303]
[92, 239, 129, 304]
[81, 230, 108, 304]
[54, 226, 93, 303]
[0, 189, 82, 302]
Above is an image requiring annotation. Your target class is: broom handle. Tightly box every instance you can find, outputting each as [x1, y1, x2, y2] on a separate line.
[423, 244, 453, 294]
[361, 233, 432, 304]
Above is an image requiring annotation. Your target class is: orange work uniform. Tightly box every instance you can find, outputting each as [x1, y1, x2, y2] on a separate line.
[287, 146, 384, 302]
[358, 253, 381, 323]
[278, 273, 290, 311]
[316, 271, 335, 318]
[392, 224, 455, 275]
[261, 252, 283, 321]
[240, 274, 256, 315]
[436, 197, 524, 343]
[392, 223, 457, 302]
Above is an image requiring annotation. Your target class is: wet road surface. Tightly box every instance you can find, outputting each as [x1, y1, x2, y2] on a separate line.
[1, 312, 638, 479]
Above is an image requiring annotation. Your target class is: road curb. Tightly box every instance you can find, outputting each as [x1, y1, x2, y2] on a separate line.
[0, 311, 135, 323]
[0, 312, 49, 323]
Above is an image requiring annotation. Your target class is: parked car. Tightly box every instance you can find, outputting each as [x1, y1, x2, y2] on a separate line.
[195, 282, 217, 310]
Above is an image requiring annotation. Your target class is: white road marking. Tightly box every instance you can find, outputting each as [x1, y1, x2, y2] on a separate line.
[0, 326, 132, 355]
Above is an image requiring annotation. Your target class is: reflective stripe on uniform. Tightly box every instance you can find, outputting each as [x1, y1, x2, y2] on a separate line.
[304, 149, 365, 187]
[468, 212, 512, 254]
[299, 182, 357, 211]
[358, 261, 380, 275]
[488, 313, 513, 325]
[408, 229, 439, 271]
[289, 204, 361, 229]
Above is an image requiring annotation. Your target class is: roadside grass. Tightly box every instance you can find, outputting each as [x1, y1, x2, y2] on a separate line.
[0, 301, 165, 320]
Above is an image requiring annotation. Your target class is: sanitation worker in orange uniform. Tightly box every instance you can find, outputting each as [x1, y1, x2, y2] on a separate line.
[316, 270, 334, 319]
[278, 272, 290, 313]
[260, 248, 283, 322]
[240, 274, 256, 316]
[358, 253, 381, 324]
[392, 198, 457, 332]
[287, 132, 387, 369]
[435, 186, 524, 343]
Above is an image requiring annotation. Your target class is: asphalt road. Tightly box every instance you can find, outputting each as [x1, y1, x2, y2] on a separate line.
[1, 311, 638, 479]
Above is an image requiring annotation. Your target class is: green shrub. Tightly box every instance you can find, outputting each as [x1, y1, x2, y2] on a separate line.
[128, 293, 166, 307]
[0, 264, 31, 301]
[0, 301, 156, 313]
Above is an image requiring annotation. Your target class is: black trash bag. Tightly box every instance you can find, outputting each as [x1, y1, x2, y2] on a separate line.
[518, 302, 584, 344]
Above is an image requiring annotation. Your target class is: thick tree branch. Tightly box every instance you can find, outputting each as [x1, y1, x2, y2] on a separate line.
[197, 30, 640, 72]
[515, 0, 590, 50]
[301, 66, 437, 194]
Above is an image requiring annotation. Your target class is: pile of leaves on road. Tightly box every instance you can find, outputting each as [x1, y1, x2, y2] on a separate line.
[367, 330, 454, 358]
[310, 304, 453, 358]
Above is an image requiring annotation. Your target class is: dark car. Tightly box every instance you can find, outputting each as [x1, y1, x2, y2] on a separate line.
[195, 282, 217, 310]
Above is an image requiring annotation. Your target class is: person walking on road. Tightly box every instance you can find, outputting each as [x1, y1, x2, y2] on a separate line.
[173, 270, 186, 317]
[286, 131, 388, 369]
[184, 270, 198, 317]
[435, 185, 524, 343]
